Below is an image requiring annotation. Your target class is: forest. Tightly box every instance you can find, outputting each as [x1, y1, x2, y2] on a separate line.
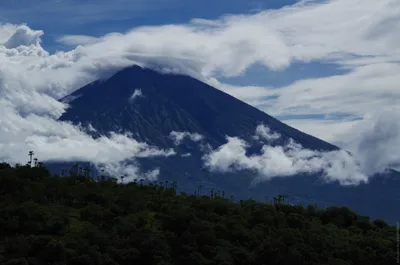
[0, 161, 398, 265]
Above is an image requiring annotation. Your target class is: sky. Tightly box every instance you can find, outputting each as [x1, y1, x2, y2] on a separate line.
[0, 0, 399, 183]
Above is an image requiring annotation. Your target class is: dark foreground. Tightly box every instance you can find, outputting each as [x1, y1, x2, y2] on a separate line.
[0, 163, 397, 265]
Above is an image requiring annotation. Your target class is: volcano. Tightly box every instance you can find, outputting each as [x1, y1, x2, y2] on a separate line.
[57, 65, 399, 224]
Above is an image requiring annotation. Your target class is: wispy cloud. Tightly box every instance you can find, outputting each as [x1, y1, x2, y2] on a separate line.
[129, 89, 143, 102]
[253, 124, 281, 142]
[169, 131, 204, 146]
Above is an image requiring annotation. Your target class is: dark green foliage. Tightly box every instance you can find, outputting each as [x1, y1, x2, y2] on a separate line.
[0, 164, 397, 265]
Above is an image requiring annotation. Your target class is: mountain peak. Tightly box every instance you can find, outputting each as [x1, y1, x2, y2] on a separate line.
[60, 65, 338, 151]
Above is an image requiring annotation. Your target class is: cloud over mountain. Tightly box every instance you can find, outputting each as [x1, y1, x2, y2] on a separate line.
[203, 124, 367, 185]
[129, 89, 143, 102]
[169, 131, 204, 146]
[0, 24, 175, 180]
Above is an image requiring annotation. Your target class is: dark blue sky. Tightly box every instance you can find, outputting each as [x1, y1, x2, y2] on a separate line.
[1, 0, 299, 45]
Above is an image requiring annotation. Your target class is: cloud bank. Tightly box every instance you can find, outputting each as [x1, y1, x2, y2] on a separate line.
[203, 124, 367, 186]
[339, 109, 400, 175]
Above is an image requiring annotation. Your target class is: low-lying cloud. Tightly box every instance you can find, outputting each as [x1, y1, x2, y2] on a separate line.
[253, 124, 280, 142]
[102, 162, 161, 184]
[203, 124, 368, 185]
[129, 89, 143, 102]
[339, 109, 400, 175]
[0, 101, 175, 179]
[0, 25, 175, 181]
[169, 131, 204, 145]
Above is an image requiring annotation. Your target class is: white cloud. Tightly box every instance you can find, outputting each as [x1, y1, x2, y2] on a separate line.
[3, 24, 43, 49]
[0, 103, 175, 173]
[57, 35, 101, 46]
[0, 24, 175, 182]
[264, 63, 400, 118]
[87, 124, 97, 133]
[102, 163, 160, 184]
[54, 0, 400, 79]
[129, 88, 143, 102]
[338, 109, 400, 175]
[169, 131, 204, 145]
[253, 124, 281, 142]
[203, 125, 368, 185]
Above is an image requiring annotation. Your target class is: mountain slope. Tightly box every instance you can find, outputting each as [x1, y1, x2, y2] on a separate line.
[57, 65, 399, 224]
[59, 65, 338, 151]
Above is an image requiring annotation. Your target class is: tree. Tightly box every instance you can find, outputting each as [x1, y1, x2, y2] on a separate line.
[372, 219, 389, 229]
[0, 161, 396, 265]
[0, 162, 11, 169]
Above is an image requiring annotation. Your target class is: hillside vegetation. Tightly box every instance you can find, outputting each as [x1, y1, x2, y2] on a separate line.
[0, 162, 397, 265]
